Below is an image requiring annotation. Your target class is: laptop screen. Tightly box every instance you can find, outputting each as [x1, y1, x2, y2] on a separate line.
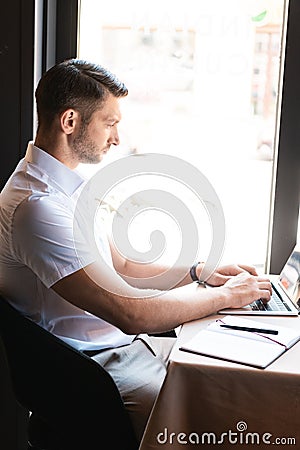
[279, 245, 300, 305]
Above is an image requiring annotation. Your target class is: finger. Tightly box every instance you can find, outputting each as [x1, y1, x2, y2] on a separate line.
[237, 264, 258, 276]
[258, 281, 272, 293]
[259, 290, 272, 302]
[256, 276, 271, 286]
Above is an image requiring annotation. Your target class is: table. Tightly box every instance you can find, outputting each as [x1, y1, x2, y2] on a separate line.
[139, 314, 300, 449]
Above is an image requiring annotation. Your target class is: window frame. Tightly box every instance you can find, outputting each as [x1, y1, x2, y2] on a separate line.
[75, 0, 300, 273]
[267, 0, 300, 274]
[1, 0, 298, 272]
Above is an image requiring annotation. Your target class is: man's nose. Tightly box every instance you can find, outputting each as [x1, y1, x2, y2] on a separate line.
[109, 127, 120, 146]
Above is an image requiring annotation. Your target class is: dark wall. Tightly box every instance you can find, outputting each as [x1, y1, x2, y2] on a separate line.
[0, 0, 35, 190]
[0, 3, 34, 448]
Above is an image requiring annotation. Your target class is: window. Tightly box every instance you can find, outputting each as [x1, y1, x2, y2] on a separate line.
[77, 0, 298, 271]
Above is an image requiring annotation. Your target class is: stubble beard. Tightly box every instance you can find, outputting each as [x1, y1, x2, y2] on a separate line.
[72, 124, 108, 164]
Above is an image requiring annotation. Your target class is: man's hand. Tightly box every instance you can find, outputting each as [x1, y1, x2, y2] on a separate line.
[222, 272, 272, 308]
[203, 264, 258, 287]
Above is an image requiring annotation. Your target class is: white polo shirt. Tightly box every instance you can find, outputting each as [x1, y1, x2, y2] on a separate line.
[0, 143, 134, 351]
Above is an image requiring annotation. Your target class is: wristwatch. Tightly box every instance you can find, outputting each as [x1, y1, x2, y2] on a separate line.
[189, 262, 201, 282]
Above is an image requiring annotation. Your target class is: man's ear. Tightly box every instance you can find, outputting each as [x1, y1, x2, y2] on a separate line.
[60, 109, 79, 135]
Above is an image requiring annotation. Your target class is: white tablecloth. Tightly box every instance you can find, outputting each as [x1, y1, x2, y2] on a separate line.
[139, 314, 300, 449]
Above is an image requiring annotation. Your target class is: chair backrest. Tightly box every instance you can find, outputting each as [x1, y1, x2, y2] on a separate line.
[0, 296, 138, 450]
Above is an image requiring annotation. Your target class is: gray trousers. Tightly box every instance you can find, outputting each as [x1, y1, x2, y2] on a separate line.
[92, 334, 175, 442]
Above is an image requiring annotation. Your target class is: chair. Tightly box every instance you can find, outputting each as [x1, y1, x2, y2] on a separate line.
[0, 296, 138, 450]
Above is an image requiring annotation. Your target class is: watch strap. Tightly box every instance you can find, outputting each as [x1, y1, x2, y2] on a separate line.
[190, 262, 201, 282]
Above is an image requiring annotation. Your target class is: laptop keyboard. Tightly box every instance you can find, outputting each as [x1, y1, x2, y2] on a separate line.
[250, 286, 291, 312]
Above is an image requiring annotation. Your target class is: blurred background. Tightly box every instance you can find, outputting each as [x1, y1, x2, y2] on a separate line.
[77, 0, 290, 269]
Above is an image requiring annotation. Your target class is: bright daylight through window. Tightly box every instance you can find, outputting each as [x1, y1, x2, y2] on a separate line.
[78, 0, 285, 270]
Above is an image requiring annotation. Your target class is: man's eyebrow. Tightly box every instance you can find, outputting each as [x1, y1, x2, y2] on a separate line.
[103, 114, 120, 122]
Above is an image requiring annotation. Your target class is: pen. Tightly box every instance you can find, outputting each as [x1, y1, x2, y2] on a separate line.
[220, 324, 279, 335]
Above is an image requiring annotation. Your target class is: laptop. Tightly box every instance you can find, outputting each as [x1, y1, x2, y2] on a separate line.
[218, 245, 300, 316]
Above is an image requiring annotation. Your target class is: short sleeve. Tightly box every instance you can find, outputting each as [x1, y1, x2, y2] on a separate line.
[12, 195, 96, 288]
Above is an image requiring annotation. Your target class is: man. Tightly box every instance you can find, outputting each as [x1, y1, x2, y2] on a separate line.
[0, 59, 271, 441]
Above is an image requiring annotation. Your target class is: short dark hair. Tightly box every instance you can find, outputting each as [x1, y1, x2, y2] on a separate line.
[35, 59, 128, 127]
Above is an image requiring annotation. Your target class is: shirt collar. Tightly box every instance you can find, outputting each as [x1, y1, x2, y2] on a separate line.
[25, 142, 85, 196]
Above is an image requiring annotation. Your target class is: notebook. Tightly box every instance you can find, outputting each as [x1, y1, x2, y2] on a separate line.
[218, 244, 300, 316]
[179, 315, 300, 369]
